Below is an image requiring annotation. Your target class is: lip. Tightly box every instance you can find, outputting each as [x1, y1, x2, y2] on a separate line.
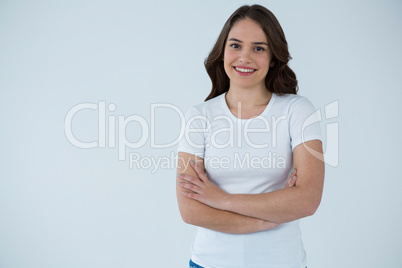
[233, 66, 257, 76]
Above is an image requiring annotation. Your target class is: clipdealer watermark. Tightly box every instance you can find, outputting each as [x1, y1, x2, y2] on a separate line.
[129, 151, 287, 174]
[64, 100, 339, 173]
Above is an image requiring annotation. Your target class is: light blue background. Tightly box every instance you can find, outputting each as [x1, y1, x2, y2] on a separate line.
[1, 0, 401, 267]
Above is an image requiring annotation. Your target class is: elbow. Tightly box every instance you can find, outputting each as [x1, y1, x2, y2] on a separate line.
[181, 212, 201, 226]
[300, 183, 323, 217]
[178, 206, 197, 225]
[304, 205, 318, 217]
[180, 212, 193, 225]
[303, 198, 321, 217]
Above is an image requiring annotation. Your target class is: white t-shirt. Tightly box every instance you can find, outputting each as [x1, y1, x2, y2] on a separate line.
[177, 92, 322, 268]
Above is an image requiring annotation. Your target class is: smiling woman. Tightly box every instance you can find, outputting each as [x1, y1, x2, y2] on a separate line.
[204, 5, 298, 103]
[176, 4, 323, 268]
[223, 19, 272, 89]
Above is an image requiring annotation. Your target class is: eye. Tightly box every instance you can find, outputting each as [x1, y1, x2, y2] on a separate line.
[254, 46, 265, 52]
[229, 43, 240, 49]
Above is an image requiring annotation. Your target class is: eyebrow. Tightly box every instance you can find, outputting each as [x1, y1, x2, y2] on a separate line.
[228, 38, 268, 46]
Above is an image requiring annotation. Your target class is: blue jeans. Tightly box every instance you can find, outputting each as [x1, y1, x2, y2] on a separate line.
[189, 260, 204, 268]
[189, 259, 306, 268]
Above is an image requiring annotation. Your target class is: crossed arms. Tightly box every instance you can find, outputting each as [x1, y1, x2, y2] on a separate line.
[176, 140, 325, 234]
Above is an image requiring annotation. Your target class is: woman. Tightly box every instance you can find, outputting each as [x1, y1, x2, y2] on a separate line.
[176, 4, 324, 268]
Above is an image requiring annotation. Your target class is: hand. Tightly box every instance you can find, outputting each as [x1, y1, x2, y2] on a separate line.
[177, 160, 229, 210]
[285, 168, 298, 188]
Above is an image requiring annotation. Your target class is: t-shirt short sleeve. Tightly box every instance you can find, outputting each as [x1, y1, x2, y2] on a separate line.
[176, 107, 208, 159]
[289, 97, 322, 151]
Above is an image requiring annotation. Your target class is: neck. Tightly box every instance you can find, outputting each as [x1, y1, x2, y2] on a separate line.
[225, 84, 272, 109]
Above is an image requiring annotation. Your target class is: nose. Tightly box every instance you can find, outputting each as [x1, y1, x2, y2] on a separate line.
[238, 49, 252, 64]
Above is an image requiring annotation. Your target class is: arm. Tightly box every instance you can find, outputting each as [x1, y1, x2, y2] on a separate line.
[180, 140, 325, 224]
[176, 152, 280, 234]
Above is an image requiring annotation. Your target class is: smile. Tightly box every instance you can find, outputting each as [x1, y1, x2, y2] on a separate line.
[234, 66, 257, 76]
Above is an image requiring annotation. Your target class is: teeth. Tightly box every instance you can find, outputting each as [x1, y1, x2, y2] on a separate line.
[235, 67, 255, 73]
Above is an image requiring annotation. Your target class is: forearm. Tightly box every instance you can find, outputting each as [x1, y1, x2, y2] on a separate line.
[177, 189, 276, 234]
[221, 141, 325, 224]
[176, 153, 277, 234]
[222, 186, 321, 224]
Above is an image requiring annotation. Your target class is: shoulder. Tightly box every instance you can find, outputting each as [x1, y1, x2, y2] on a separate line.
[273, 93, 317, 114]
[274, 93, 311, 106]
[185, 93, 225, 117]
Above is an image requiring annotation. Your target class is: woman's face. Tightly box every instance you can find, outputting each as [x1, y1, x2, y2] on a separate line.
[223, 18, 272, 90]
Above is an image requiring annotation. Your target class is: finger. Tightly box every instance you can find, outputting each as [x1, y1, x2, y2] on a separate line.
[285, 169, 297, 187]
[178, 181, 201, 193]
[285, 170, 294, 187]
[288, 175, 297, 187]
[177, 174, 204, 188]
[190, 160, 209, 182]
[181, 191, 201, 201]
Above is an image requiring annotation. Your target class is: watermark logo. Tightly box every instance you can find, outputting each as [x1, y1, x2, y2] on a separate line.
[64, 99, 339, 171]
[64, 101, 186, 160]
[302, 100, 339, 167]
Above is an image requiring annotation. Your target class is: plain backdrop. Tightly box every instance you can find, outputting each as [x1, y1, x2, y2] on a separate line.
[1, 0, 401, 267]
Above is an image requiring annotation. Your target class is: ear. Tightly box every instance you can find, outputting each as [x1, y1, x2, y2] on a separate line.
[270, 61, 275, 67]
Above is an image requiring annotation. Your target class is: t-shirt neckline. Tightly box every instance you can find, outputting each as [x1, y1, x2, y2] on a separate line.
[221, 91, 276, 121]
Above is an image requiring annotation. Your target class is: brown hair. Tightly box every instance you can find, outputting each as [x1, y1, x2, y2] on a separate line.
[204, 4, 298, 101]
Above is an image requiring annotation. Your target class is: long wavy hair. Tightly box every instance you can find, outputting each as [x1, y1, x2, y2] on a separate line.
[204, 5, 298, 101]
